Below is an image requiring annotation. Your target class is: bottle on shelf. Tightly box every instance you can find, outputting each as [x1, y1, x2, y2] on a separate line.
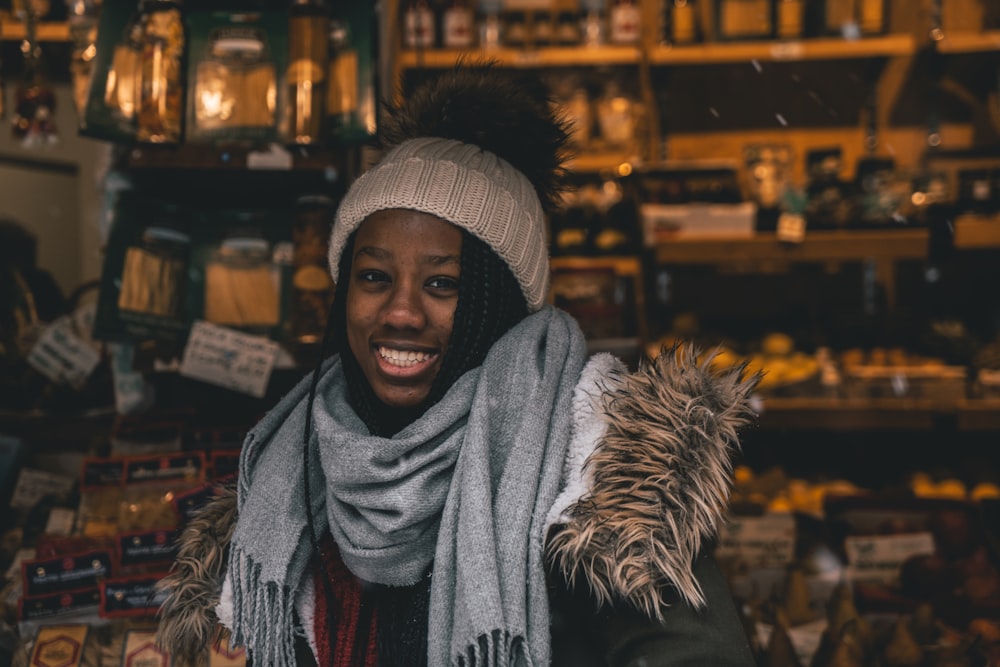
[580, 0, 607, 46]
[136, 0, 185, 144]
[804, 148, 853, 230]
[856, 0, 886, 35]
[556, 10, 582, 46]
[609, 0, 641, 45]
[478, 0, 503, 49]
[326, 12, 358, 135]
[533, 10, 556, 48]
[442, 0, 475, 48]
[669, 0, 698, 44]
[715, 0, 773, 41]
[286, 0, 329, 145]
[504, 10, 529, 48]
[775, 0, 805, 40]
[403, 0, 436, 49]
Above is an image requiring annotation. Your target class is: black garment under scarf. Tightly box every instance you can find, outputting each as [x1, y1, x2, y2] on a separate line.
[331, 228, 529, 438]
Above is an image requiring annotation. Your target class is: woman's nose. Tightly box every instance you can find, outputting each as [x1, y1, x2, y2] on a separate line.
[382, 281, 425, 330]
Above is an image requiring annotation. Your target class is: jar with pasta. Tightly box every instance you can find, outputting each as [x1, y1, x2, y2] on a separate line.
[204, 230, 282, 332]
[117, 223, 190, 320]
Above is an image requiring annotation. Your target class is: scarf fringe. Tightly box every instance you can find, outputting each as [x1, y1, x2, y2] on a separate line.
[458, 630, 531, 667]
[229, 548, 297, 667]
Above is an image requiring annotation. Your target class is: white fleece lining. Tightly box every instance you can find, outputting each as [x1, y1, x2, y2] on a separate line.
[216, 577, 234, 631]
[295, 570, 318, 658]
[544, 352, 626, 533]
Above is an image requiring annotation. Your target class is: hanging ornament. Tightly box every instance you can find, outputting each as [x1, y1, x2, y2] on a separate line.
[10, 3, 59, 146]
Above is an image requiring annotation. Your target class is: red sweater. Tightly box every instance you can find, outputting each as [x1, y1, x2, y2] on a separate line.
[313, 538, 378, 667]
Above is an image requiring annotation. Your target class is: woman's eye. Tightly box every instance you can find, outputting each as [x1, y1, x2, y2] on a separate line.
[427, 276, 459, 291]
[357, 269, 389, 283]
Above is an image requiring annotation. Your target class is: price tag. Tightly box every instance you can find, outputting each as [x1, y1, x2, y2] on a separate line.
[777, 212, 806, 243]
[844, 532, 935, 585]
[180, 321, 278, 398]
[716, 513, 796, 568]
[247, 143, 293, 170]
[770, 41, 805, 59]
[27, 316, 101, 387]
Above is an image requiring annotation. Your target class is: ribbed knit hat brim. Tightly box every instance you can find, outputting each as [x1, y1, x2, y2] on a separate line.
[329, 137, 549, 312]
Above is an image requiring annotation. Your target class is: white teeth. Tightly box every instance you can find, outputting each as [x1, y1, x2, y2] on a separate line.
[378, 347, 431, 367]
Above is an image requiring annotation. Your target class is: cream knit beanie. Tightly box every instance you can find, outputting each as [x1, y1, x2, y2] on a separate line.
[328, 137, 549, 312]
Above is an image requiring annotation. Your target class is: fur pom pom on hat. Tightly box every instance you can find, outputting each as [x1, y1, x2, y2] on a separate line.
[327, 62, 571, 313]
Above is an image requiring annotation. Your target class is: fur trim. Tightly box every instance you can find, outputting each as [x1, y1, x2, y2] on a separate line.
[156, 483, 238, 667]
[546, 345, 760, 621]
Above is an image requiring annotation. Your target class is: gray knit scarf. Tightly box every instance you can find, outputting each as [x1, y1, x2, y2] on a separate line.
[225, 306, 588, 666]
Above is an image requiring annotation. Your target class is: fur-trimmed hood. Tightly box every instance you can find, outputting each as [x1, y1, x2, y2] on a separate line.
[545, 346, 759, 621]
[156, 346, 759, 662]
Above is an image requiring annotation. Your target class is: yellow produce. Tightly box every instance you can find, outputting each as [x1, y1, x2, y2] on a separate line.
[762, 332, 795, 356]
[971, 482, 1000, 501]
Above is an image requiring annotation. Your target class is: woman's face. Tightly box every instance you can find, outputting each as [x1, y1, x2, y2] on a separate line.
[345, 209, 462, 408]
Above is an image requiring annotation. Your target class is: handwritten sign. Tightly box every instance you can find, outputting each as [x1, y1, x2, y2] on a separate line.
[27, 316, 101, 387]
[179, 321, 278, 398]
[844, 532, 935, 585]
[10, 468, 76, 511]
[716, 513, 796, 568]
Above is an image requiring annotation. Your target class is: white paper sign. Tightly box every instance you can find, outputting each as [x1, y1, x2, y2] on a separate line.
[716, 513, 796, 568]
[27, 316, 101, 387]
[844, 532, 935, 585]
[180, 321, 278, 398]
[108, 342, 155, 415]
[10, 468, 76, 511]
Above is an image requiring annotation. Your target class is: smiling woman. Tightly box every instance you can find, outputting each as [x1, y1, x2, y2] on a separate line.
[157, 61, 762, 667]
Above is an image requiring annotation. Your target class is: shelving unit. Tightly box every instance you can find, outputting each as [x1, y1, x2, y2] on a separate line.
[651, 228, 931, 265]
[757, 397, 1000, 433]
[398, 44, 642, 69]
[935, 30, 1000, 54]
[649, 34, 915, 65]
[0, 20, 69, 42]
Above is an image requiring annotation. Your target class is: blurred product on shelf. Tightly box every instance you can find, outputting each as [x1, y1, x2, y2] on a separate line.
[286, 0, 328, 144]
[135, 0, 185, 144]
[289, 194, 335, 351]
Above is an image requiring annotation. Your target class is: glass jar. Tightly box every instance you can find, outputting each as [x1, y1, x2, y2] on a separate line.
[204, 232, 280, 329]
[287, 0, 329, 145]
[118, 224, 190, 318]
[136, 0, 185, 143]
[290, 195, 335, 346]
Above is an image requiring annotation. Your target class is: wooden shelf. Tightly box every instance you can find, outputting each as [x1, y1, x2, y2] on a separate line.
[566, 151, 637, 173]
[956, 399, 1000, 431]
[954, 215, 1000, 249]
[0, 20, 69, 42]
[649, 34, 915, 64]
[551, 255, 642, 276]
[124, 143, 344, 173]
[398, 44, 642, 70]
[397, 36, 915, 71]
[756, 397, 944, 431]
[653, 228, 929, 265]
[935, 30, 1000, 54]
